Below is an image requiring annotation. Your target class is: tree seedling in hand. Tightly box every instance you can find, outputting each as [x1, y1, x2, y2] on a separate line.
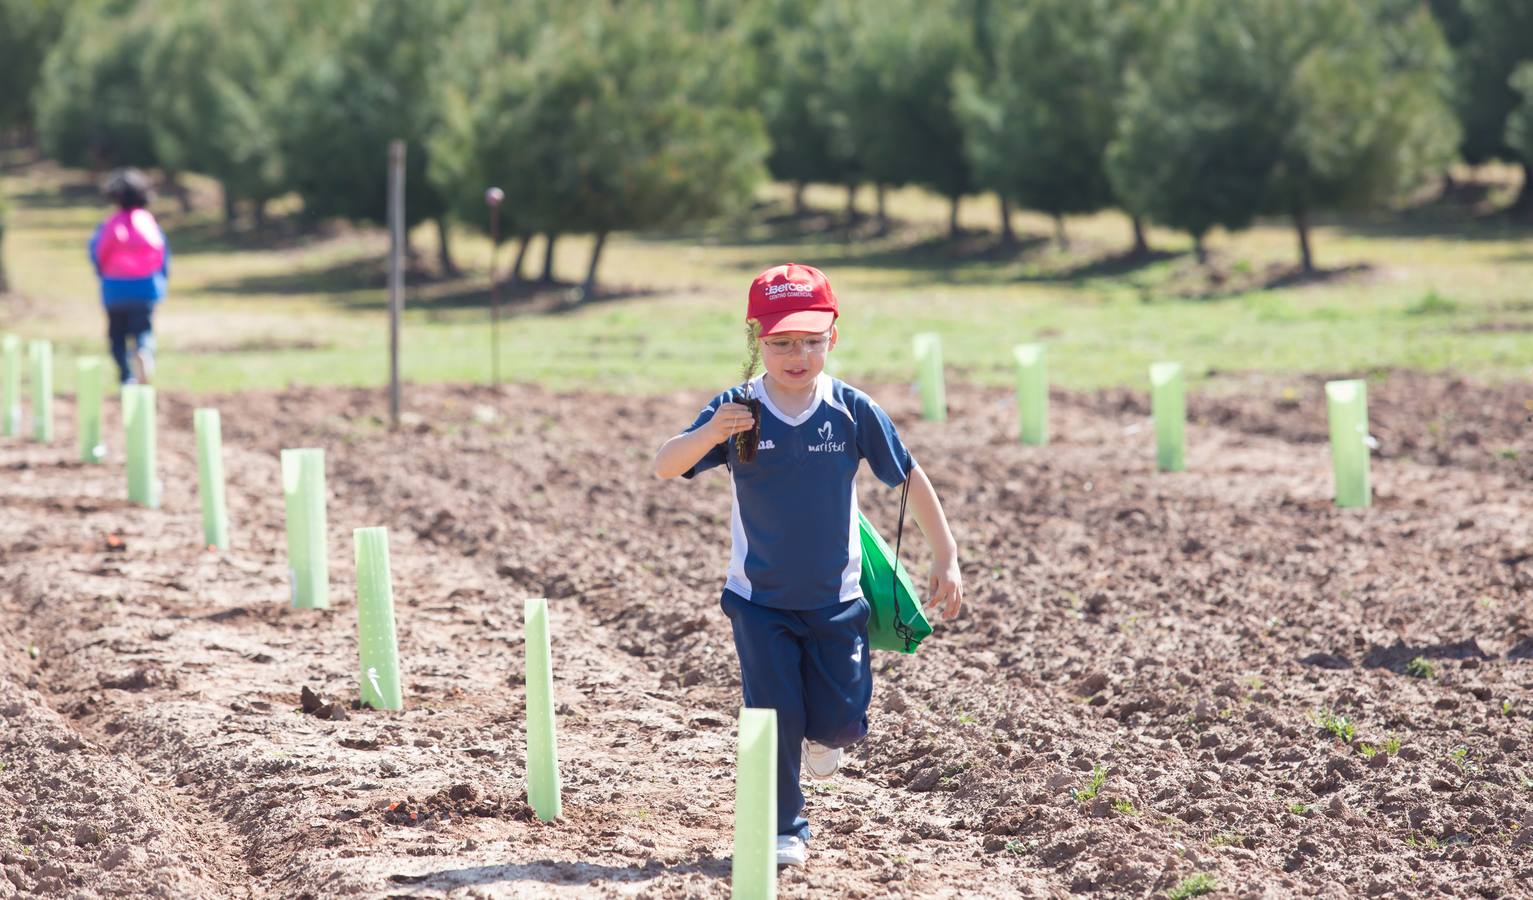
[733, 320, 762, 463]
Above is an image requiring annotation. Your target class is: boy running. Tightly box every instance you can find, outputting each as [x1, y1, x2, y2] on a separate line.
[653, 263, 963, 868]
[90, 168, 169, 384]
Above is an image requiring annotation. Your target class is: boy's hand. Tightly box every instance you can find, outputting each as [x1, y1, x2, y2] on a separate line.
[928, 556, 963, 621]
[705, 402, 755, 443]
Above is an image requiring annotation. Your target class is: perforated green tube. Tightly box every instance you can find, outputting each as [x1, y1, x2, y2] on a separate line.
[524, 597, 562, 822]
[912, 332, 946, 422]
[1150, 362, 1185, 472]
[732, 707, 777, 899]
[29, 340, 52, 443]
[1014, 343, 1048, 445]
[281, 448, 328, 608]
[1, 334, 19, 437]
[122, 385, 157, 508]
[354, 527, 403, 710]
[77, 358, 105, 463]
[1325, 379, 1371, 508]
[194, 409, 229, 549]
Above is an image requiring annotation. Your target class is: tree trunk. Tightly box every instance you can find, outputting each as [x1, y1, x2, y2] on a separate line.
[875, 184, 888, 235]
[436, 215, 459, 276]
[222, 189, 238, 235]
[1294, 207, 1314, 274]
[793, 181, 807, 217]
[541, 233, 557, 283]
[582, 231, 608, 300]
[1052, 214, 1068, 250]
[1193, 233, 1207, 265]
[1131, 215, 1149, 256]
[948, 195, 961, 238]
[509, 234, 531, 284]
[998, 196, 1016, 245]
[0, 223, 9, 294]
[253, 198, 268, 234]
[1510, 161, 1533, 218]
[171, 175, 193, 214]
[844, 183, 857, 226]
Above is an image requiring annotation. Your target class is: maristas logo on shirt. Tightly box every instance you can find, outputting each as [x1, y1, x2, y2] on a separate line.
[808, 420, 846, 453]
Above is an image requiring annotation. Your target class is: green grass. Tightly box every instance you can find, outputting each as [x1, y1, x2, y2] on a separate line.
[1167, 873, 1218, 899]
[5, 161, 1533, 395]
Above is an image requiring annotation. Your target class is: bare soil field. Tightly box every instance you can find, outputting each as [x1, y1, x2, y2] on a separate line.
[1, 374, 1531, 898]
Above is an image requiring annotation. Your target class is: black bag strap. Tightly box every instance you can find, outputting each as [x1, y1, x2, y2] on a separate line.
[891, 476, 916, 652]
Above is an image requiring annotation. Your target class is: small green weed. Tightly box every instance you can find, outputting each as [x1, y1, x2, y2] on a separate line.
[1209, 831, 1246, 848]
[1071, 764, 1108, 804]
[957, 712, 977, 726]
[1358, 743, 1378, 758]
[1503, 699, 1513, 716]
[1406, 289, 1458, 315]
[1004, 838, 1037, 856]
[1167, 872, 1217, 899]
[1113, 798, 1137, 815]
[1288, 801, 1311, 815]
[1384, 735, 1401, 755]
[1315, 709, 1355, 743]
[26, 644, 38, 660]
[1497, 448, 1520, 461]
[1405, 657, 1435, 679]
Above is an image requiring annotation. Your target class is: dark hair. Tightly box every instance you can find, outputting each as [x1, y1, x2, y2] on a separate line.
[103, 168, 152, 209]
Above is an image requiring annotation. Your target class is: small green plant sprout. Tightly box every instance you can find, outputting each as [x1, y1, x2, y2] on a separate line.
[1288, 801, 1311, 816]
[1405, 656, 1435, 679]
[25, 643, 38, 660]
[1167, 872, 1217, 899]
[957, 711, 977, 726]
[1004, 838, 1037, 856]
[1314, 709, 1356, 744]
[1112, 798, 1137, 815]
[1497, 448, 1519, 461]
[1502, 699, 1513, 716]
[1209, 831, 1246, 848]
[1071, 764, 1108, 804]
[1384, 735, 1401, 755]
[1243, 675, 1265, 692]
[1358, 743, 1378, 759]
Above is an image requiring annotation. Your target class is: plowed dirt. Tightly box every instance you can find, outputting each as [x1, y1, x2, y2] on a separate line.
[2, 373, 1531, 898]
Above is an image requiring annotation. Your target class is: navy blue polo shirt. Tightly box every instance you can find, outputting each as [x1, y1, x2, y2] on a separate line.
[683, 374, 914, 611]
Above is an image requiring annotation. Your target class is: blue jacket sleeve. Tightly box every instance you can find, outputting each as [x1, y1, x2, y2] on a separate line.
[855, 393, 915, 487]
[680, 389, 733, 479]
[87, 225, 103, 277]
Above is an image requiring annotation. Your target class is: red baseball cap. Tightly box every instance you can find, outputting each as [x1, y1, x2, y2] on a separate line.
[746, 263, 838, 335]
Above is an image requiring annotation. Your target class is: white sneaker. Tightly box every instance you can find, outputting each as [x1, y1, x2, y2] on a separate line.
[776, 835, 807, 867]
[802, 739, 842, 779]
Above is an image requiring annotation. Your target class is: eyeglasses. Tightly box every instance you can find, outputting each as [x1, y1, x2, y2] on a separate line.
[761, 335, 831, 355]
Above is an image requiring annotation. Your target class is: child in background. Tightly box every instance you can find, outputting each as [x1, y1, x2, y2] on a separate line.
[653, 262, 964, 868]
[90, 168, 169, 384]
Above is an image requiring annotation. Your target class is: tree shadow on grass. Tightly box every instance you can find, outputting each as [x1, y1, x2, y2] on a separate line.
[334, 276, 670, 314]
[165, 216, 328, 256]
[200, 256, 385, 297]
[1012, 247, 1186, 284]
[389, 854, 731, 892]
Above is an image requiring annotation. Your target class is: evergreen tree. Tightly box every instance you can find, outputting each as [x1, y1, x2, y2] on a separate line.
[0, 0, 68, 137]
[1456, 0, 1533, 213]
[34, 0, 161, 169]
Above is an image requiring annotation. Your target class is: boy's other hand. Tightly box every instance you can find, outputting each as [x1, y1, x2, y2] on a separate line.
[928, 557, 963, 621]
[705, 402, 756, 443]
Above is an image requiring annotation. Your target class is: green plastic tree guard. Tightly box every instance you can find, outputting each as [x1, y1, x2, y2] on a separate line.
[1325, 379, 1371, 508]
[194, 409, 229, 549]
[732, 707, 778, 900]
[524, 597, 563, 822]
[77, 358, 105, 463]
[281, 448, 329, 608]
[122, 385, 158, 508]
[1014, 343, 1048, 445]
[29, 340, 52, 443]
[1, 334, 19, 437]
[354, 527, 403, 710]
[912, 332, 946, 422]
[1150, 362, 1186, 472]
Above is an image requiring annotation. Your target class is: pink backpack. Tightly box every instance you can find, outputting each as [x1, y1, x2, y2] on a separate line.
[95, 209, 166, 279]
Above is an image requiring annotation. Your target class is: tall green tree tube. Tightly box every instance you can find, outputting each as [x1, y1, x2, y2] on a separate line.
[281, 448, 328, 608]
[524, 597, 562, 822]
[1, 334, 19, 437]
[354, 527, 403, 710]
[732, 707, 778, 900]
[29, 339, 52, 443]
[122, 384, 157, 507]
[1014, 343, 1048, 445]
[912, 332, 947, 422]
[77, 357, 105, 463]
[1150, 362, 1186, 472]
[194, 409, 229, 549]
[1325, 379, 1371, 508]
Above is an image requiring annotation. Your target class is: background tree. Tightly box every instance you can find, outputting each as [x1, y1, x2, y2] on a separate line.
[0, 0, 68, 140]
[956, 0, 1122, 250]
[1508, 63, 1533, 168]
[1455, 0, 1533, 214]
[280, 0, 466, 270]
[838, 0, 976, 235]
[141, 0, 297, 232]
[34, 0, 161, 171]
[510, 3, 768, 297]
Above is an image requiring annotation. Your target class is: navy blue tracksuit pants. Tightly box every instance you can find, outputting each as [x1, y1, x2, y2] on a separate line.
[721, 589, 873, 843]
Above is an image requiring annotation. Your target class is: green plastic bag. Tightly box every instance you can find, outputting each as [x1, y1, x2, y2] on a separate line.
[859, 509, 932, 654]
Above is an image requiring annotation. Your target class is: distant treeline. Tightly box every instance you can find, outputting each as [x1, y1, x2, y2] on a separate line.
[3, 0, 1531, 292]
